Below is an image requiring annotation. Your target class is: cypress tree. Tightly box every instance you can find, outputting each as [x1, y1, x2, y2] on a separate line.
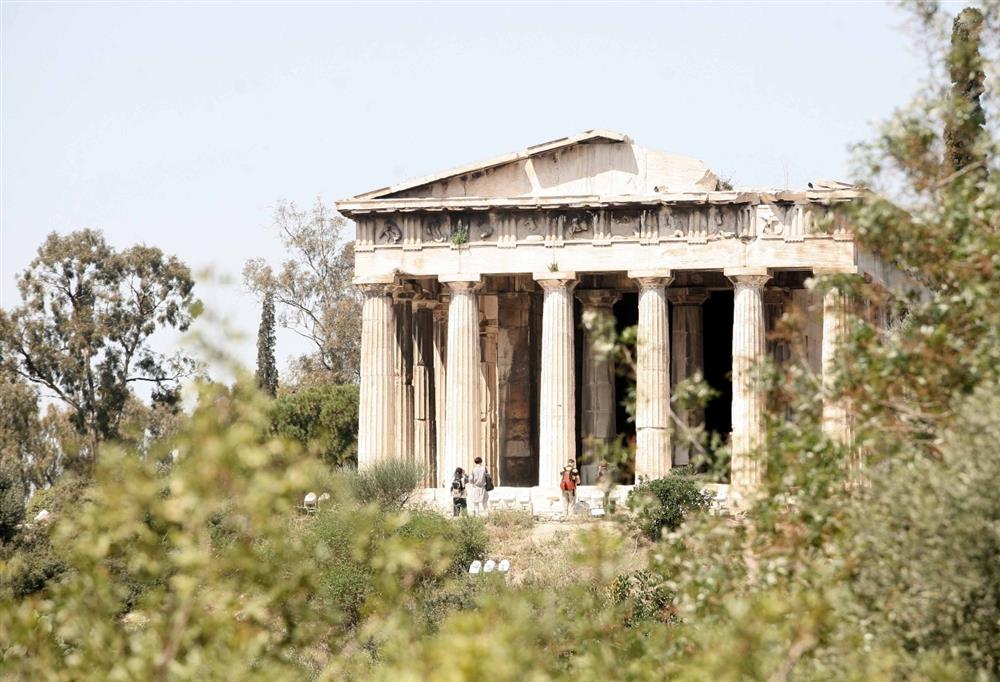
[256, 291, 279, 397]
[944, 7, 987, 178]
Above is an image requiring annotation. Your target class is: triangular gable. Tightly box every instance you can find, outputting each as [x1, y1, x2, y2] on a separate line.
[349, 130, 720, 201]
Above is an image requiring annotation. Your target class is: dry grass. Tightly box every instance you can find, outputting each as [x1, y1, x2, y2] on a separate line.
[484, 513, 646, 588]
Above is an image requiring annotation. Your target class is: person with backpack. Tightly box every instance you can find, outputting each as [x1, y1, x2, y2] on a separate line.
[451, 467, 468, 517]
[468, 456, 492, 516]
[560, 459, 581, 519]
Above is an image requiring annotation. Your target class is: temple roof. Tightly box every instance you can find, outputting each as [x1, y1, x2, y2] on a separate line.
[338, 131, 861, 217]
[344, 130, 721, 202]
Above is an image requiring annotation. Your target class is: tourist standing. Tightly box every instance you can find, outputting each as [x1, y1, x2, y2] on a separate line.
[560, 459, 581, 519]
[468, 457, 491, 516]
[451, 467, 468, 517]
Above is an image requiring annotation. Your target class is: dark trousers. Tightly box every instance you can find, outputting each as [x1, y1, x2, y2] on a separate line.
[453, 498, 467, 517]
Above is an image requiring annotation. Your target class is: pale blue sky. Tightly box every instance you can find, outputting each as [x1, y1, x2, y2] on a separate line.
[2, 1, 935, 375]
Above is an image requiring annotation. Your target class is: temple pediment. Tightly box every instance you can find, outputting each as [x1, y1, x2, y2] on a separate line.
[351, 129, 721, 201]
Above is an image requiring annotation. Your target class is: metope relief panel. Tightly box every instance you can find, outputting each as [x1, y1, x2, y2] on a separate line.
[757, 204, 813, 242]
[475, 212, 498, 243]
[516, 214, 543, 242]
[423, 215, 450, 244]
[757, 204, 785, 240]
[607, 211, 640, 240]
[556, 212, 593, 242]
[663, 208, 689, 241]
[376, 217, 403, 245]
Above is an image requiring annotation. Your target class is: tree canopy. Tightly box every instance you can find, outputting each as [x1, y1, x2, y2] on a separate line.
[243, 199, 361, 386]
[0, 230, 198, 464]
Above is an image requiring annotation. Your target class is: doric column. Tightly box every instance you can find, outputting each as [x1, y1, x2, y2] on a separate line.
[629, 269, 673, 481]
[432, 298, 448, 486]
[726, 268, 771, 493]
[534, 272, 578, 487]
[355, 276, 396, 466]
[577, 289, 620, 482]
[393, 288, 415, 463]
[412, 298, 436, 486]
[441, 276, 482, 483]
[666, 287, 709, 467]
[819, 273, 858, 467]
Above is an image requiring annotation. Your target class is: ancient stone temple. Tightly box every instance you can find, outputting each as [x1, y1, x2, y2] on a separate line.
[337, 130, 900, 512]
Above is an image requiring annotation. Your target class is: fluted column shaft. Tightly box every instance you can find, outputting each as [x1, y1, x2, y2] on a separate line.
[727, 268, 771, 492]
[577, 290, 620, 479]
[412, 302, 436, 486]
[432, 301, 448, 486]
[667, 287, 709, 467]
[630, 270, 673, 481]
[535, 272, 578, 487]
[821, 279, 858, 471]
[356, 279, 396, 466]
[443, 278, 482, 483]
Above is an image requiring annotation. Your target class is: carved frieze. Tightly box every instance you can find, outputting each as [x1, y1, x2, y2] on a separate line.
[666, 208, 687, 239]
[379, 218, 402, 244]
[359, 201, 841, 251]
[608, 210, 639, 239]
[424, 218, 449, 243]
[757, 204, 784, 238]
[562, 212, 592, 240]
[478, 215, 495, 240]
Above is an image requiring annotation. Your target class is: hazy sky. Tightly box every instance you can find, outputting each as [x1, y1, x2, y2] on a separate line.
[1, 1, 938, 376]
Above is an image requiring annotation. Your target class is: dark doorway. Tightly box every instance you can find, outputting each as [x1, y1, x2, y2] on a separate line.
[612, 292, 639, 482]
[702, 290, 733, 466]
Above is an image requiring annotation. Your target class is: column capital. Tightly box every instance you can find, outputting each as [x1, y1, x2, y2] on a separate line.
[666, 287, 709, 306]
[576, 289, 621, 309]
[533, 271, 578, 291]
[439, 275, 482, 294]
[355, 280, 395, 297]
[725, 267, 771, 288]
[629, 269, 673, 289]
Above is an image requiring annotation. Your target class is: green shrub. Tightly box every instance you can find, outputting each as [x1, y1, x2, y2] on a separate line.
[628, 475, 713, 540]
[1, 521, 65, 599]
[1, 473, 92, 599]
[398, 510, 487, 576]
[452, 515, 488, 574]
[304, 507, 376, 627]
[347, 459, 422, 510]
[270, 384, 359, 468]
[606, 569, 676, 627]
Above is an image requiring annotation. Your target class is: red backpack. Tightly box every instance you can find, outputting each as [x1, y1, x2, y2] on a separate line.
[560, 469, 577, 491]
